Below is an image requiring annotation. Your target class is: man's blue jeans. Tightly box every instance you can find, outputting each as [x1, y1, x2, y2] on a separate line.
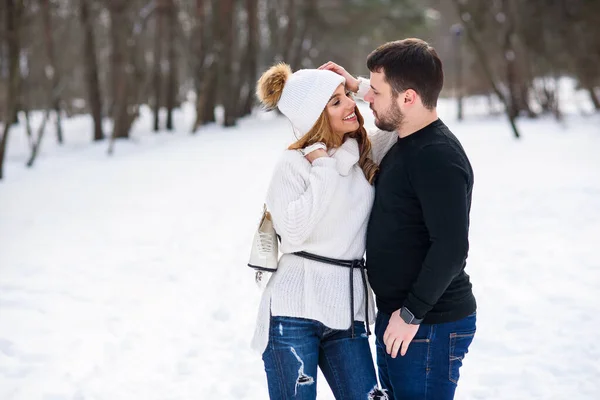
[375, 311, 476, 400]
[262, 316, 383, 399]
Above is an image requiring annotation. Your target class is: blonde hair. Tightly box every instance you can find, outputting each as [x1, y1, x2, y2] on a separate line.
[288, 107, 379, 185]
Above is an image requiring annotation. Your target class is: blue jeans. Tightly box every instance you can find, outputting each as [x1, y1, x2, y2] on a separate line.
[375, 312, 476, 400]
[262, 316, 384, 399]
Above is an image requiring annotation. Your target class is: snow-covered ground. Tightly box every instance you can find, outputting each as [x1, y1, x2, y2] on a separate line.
[1, 88, 599, 399]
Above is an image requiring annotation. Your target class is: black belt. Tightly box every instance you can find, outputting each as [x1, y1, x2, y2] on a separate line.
[293, 251, 371, 338]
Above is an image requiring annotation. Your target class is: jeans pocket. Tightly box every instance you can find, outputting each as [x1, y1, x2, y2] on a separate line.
[448, 330, 475, 384]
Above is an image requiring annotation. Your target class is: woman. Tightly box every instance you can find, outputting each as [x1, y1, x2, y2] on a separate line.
[252, 63, 387, 400]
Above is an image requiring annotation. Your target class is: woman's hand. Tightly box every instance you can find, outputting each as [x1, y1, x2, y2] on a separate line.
[318, 61, 359, 93]
[305, 149, 328, 164]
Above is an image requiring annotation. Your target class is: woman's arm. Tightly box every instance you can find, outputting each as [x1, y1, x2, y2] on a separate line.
[265, 151, 340, 247]
[369, 128, 398, 165]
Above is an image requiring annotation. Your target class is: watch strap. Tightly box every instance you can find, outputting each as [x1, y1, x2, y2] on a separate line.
[400, 307, 423, 325]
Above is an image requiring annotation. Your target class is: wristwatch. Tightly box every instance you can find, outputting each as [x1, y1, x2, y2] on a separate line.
[399, 307, 423, 325]
[300, 142, 327, 156]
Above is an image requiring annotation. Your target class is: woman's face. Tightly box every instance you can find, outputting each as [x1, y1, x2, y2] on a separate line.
[326, 84, 359, 138]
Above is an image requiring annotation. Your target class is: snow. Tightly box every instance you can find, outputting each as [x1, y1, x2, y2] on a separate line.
[1, 92, 599, 399]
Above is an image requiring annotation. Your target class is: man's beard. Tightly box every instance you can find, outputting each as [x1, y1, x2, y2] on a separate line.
[372, 101, 404, 132]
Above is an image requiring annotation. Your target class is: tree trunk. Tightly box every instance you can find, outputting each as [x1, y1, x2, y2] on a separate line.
[0, 0, 22, 181]
[191, 0, 206, 132]
[219, 0, 236, 127]
[153, 0, 165, 132]
[588, 86, 600, 111]
[282, 0, 295, 61]
[502, 0, 536, 120]
[452, 28, 464, 121]
[165, 0, 177, 131]
[501, 0, 519, 120]
[452, 0, 521, 139]
[200, 0, 220, 125]
[80, 0, 104, 141]
[108, 1, 133, 140]
[505, 51, 519, 119]
[21, 110, 34, 149]
[201, 68, 218, 124]
[238, 0, 258, 117]
[267, 1, 281, 63]
[26, 109, 50, 168]
[41, 0, 64, 144]
[551, 75, 562, 121]
[519, 83, 537, 118]
[290, 0, 316, 70]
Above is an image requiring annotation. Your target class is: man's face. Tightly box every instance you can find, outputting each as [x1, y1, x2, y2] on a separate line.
[364, 70, 404, 132]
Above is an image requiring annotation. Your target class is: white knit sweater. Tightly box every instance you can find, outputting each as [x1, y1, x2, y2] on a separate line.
[251, 130, 397, 353]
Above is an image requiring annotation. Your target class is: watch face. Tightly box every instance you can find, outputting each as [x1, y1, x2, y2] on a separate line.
[401, 308, 415, 324]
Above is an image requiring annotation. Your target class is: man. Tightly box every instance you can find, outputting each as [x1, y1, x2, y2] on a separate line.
[320, 38, 477, 399]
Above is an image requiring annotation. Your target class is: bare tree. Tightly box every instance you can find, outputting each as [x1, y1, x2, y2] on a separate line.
[79, 0, 104, 141]
[238, 0, 259, 117]
[290, 0, 317, 70]
[3, 0, 599, 180]
[191, 0, 207, 132]
[41, 0, 64, 144]
[153, 0, 165, 131]
[200, 0, 220, 125]
[219, 0, 236, 127]
[0, 0, 23, 180]
[106, 0, 137, 145]
[107, 0, 157, 154]
[282, 0, 295, 62]
[266, 0, 282, 63]
[451, 0, 521, 138]
[165, 0, 177, 131]
[25, 109, 50, 168]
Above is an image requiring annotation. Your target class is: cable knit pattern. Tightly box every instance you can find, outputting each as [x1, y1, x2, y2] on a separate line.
[279, 69, 345, 135]
[251, 138, 377, 353]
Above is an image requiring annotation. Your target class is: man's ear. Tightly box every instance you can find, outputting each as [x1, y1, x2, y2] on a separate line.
[404, 89, 418, 105]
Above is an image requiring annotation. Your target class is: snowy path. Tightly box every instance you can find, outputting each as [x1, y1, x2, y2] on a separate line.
[1, 104, 599, 399]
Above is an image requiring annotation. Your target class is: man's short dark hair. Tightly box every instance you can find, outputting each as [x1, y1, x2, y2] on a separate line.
[366, 38, 444, 109]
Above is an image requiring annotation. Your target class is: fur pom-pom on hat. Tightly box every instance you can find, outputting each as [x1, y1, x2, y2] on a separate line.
[256, 63, 292, 110]
[256, 63, 345, 135]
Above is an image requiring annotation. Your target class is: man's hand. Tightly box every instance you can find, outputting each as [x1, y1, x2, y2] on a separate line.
[383, 310, 420, 358]
[305, 149, 328, 163]
[318, 61, 359, 93]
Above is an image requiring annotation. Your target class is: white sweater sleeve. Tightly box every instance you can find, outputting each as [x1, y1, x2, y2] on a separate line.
[369, 129, 398, 165]
[355, 77, 371, 102]
[265, 151, 341, 247]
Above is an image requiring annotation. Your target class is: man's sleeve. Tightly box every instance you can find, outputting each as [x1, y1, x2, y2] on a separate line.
[402, 144, 471, 319]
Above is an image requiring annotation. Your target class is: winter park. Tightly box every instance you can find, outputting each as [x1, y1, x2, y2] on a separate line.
[1, 1, 600, 400]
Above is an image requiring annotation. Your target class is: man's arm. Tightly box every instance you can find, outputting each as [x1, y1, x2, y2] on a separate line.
[403, 144, 471, 319]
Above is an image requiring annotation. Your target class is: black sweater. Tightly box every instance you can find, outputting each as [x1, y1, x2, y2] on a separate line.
[366, 119, 476, 323]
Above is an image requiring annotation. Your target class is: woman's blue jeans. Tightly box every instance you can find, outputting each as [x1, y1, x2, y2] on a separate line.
[262, 316, 384, 399]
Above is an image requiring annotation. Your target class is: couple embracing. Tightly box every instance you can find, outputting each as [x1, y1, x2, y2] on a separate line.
[250, 38, 477, 400]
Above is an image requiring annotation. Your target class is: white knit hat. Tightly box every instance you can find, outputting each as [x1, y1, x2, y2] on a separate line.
[278, 69, 345, 135]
